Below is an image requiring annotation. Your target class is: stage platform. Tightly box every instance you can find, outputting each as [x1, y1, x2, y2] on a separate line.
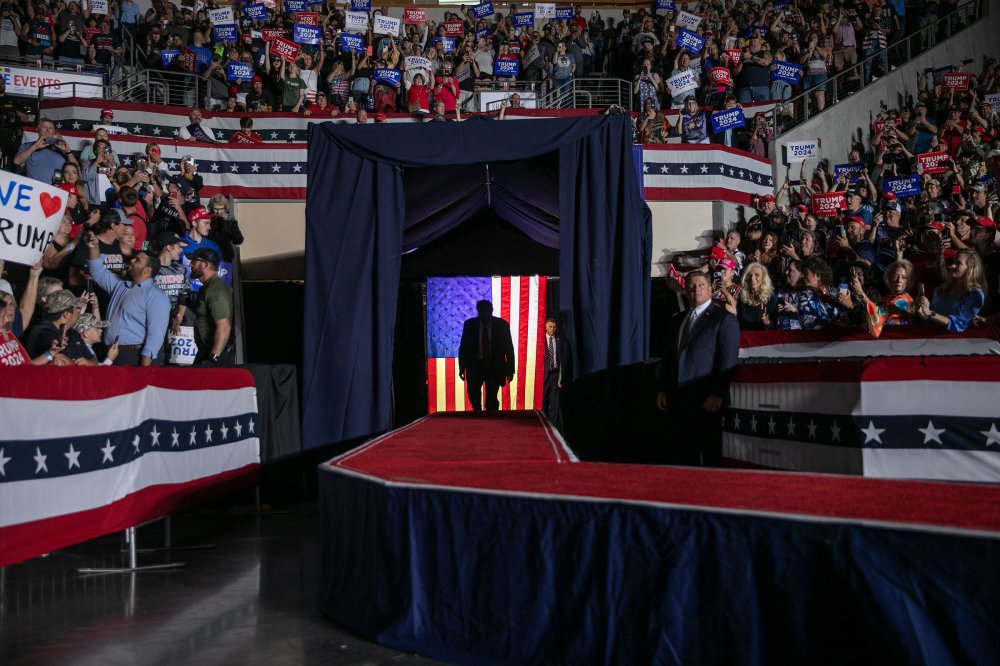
[318, 411, 1000, 665]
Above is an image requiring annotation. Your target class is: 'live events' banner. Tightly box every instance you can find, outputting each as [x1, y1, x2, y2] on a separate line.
[0, 368, 260, 567]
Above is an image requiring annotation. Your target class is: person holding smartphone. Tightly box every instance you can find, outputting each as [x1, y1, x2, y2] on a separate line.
[22, 289, 91, 363]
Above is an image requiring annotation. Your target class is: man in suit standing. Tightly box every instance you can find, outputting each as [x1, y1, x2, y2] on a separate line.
[542, 316, 566, 425]
[656, 272, 740, 467]
[459, 300, 516, 411]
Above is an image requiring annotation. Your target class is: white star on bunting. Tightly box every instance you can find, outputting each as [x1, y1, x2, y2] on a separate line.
[700, 165, 708, 173]
[204, 424, 214, 443]
[806, 419, 818, 439]
[830, 422, 841, 441]
[767, 416, 776, 434]
[861, 421, 885, 444]
[786, 418, 796, 436]
[152, 126, 162, 135]
[248, 419, 255, 434]
[72, 121, 81, 129]
[0, 448, 11, 476]
[292, 164, 302, 173]
[150, 425, 161, 447]
[101, 439, 116, 463]
[132, 434, 141, 452]
[65, 443, 81, 469]
[981, 423, 1000, 447]
[234, 421, 243, 438]
[251, 163, 261, 173]
[287, 131, 296, 140]
[918, 420, 945, 445]
[679, 165, 688, 173]
[230, 164, 240, 173]
[189, 426, 198, 446]
[166, 160, 177, 170]
[34, 447, 48, 474]
[660, 164, 668, 173]
[271, 164, 281, 172]
[211, 163, 220, 172]
[270, 132, 279, 139]
[732, 413, 741, 431]
[749, 415, 758, 433]
[132, 125, 142, 133]
[220, 423, 229, 440]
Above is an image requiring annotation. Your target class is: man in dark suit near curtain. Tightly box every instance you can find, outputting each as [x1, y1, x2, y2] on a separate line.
[459, 300, 516, 411]
[656, 272, 740, 467]
[542, 316, 568, 426]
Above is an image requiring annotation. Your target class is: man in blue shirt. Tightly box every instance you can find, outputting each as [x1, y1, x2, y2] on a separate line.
[181, 207, 223, 259]
[117, 0, 140, 39]
[85, 231, 170, 366]
[13, 117, 78, 183]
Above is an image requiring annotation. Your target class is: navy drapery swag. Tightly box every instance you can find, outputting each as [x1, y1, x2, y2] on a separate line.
[304, 114, 652, 449]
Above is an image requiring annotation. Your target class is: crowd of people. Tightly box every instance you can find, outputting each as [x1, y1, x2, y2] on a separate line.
[0, 106, 242, 368]
[0, 1, 991, 369]
[0, 0, 965, 119]
[669, 55, 1000, 337]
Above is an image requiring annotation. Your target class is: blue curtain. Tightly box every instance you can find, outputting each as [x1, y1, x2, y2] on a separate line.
[304, 114, 651, 449]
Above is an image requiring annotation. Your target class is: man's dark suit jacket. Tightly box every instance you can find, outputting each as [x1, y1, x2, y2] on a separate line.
[657, 302, 740, 406]
[458, 315, 516, 382]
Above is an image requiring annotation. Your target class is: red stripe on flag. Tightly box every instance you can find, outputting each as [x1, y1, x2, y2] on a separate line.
[516, 276, 530, 409]
[499, 278, 512, 410]
[445, 357, 457, 412]
[426, 359, 438, 414]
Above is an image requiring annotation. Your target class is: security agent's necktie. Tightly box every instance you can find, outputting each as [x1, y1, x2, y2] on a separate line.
[677, 309, 697, 352]
[546, 335, 557, 370]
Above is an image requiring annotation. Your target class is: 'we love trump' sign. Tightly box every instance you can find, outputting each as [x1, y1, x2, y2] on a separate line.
[0, 171, 68, 265]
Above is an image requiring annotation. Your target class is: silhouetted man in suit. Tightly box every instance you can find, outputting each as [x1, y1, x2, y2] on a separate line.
[656, 272, 740, 466]
[459, 300, 516, 410]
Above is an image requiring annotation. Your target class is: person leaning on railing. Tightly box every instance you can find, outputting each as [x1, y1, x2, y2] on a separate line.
[916, 249, 986, 333]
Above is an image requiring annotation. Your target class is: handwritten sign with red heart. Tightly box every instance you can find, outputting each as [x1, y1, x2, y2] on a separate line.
[0, 169, 67, 266]
[39, 192, 62, 218]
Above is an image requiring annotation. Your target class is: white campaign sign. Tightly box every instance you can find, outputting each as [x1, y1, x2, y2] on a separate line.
[344, 11, 369, 31]
[676, 10, 701, 30]
[373, 15, 401, 36]
[208, 7, 235, 25]
[0, 65, 103, 99]
[665, 69, 698, 96]
[0, 171, 68, 266]
[535, 3, 555, 19]
[89, 0, 108, 14]
[168, 326, 198, 365]
[985, 93, 1000, 108]
[785, 139, 819, 162]
[405, 56, 431, 72]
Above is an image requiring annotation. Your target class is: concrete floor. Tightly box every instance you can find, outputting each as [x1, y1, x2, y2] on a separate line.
[0, 502, 442, 665]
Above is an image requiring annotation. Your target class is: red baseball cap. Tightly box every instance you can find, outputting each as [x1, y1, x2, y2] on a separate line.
[973, 216, 997, 228]
[707, 246, 727, 260]
[100, 108, 113, 118]
[188, 207, 211, 223]
[762, 194, 775, 202]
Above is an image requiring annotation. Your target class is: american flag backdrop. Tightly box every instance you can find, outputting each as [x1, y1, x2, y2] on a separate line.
[425, 276, 546, 413]
[0, 368, 260, 567]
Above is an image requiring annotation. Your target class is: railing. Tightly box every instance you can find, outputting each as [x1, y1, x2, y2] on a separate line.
[770, 0, 986, 140]
[537, 77, 630, 111]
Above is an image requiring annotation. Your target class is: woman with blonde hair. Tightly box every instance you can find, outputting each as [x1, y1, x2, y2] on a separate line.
[917, 249, 987, 332]
[851, 259, 915, 337]
[736, 262, 779, 329]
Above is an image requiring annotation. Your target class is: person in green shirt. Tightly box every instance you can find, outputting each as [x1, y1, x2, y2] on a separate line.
[280, 61, 308, 112]
[188, 248, 234, 366]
